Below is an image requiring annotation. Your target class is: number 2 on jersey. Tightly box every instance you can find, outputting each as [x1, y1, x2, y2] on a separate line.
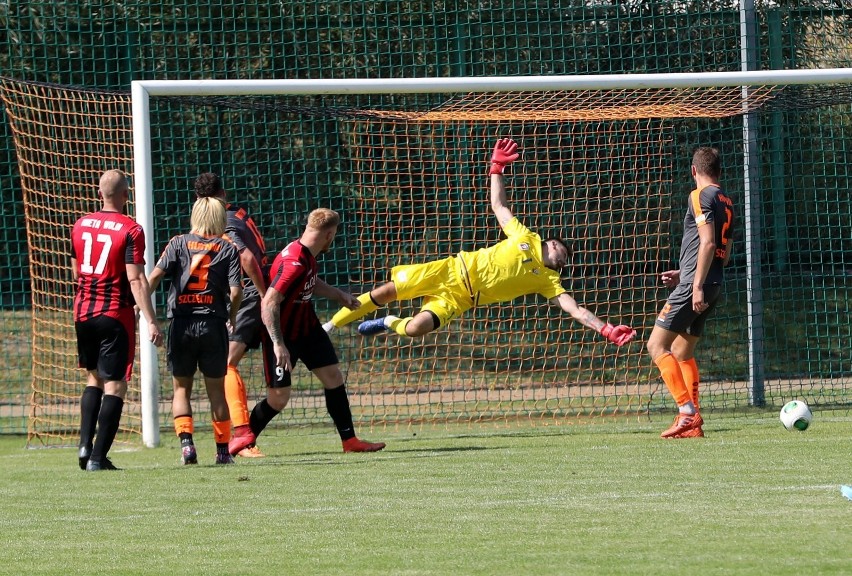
[720, 207, 733, 247]
[716, 207, 734, 259]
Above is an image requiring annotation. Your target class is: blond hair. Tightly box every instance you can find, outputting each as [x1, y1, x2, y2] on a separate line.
[99, 169, 128, 200]
[190, 196, 227, 236]
[307, 208, 340, 231]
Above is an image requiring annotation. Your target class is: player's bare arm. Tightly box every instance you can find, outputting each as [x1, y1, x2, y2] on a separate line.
[146, 266, 164, 292]
[552, 293, 605, 331]
[692, 223, 716, 312]
[552, 293, 636, 347]
[488, 138, 520, 227]
[239, 249, 267, 297]
[314, 278, 360, 310]
[661, 269, 680, 288]
[229, 285, 243, 329]
[723, 235, 734, 267]
[260, 286, 292, 372]
[490, 172, 514, 227]
[127, 262, 163, 347]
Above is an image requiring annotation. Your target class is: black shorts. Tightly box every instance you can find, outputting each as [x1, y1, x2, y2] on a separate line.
[230, 286, 265, 349]
[75, 312, 135, 382]
[167, 316, 229, 378]
[655, 283, 722, 337]
[264, 321, 339, 388]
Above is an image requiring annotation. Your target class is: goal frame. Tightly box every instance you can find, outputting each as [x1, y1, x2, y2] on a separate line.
[131, 68, 852, 447]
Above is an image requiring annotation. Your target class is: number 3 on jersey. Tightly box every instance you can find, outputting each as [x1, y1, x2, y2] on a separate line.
[79, 231, 113, 275]
[187, 253, 212, 291]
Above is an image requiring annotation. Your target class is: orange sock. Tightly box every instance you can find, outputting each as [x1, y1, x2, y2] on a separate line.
[225, 365, 250, 427]
[174, 415, 194, 436]
[679, 357, 700, 410]
[212, 419, 232, 444]
[654, 352, 692, 407]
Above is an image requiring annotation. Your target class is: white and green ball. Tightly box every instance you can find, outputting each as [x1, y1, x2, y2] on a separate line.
[780, 400, 813, 431]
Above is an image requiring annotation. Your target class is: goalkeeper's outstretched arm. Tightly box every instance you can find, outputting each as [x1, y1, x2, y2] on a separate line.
[488, 138, 520, 228]
[551, 293, 636, 347]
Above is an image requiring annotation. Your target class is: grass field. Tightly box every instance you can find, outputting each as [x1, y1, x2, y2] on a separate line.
[1, 416, 850, 575]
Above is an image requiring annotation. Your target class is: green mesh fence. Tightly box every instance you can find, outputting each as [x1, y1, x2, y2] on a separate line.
[1, 1, 850, 437]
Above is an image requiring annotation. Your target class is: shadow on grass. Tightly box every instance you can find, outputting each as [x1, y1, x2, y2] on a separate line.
[444, 430, 572, 440]
[227, 444, 494, 467]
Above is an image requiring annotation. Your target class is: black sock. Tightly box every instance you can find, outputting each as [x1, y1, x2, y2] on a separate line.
[79, 386, 103, 449]
[324, 385, 355, 441]
[216, 443, 229, 456]
[179, 432, 194, 447]
[90, 395, 124, 462]
[249, 399, 280, 437]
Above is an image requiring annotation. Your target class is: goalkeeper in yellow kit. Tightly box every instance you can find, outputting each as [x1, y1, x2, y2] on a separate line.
[323, 137, 636, 347]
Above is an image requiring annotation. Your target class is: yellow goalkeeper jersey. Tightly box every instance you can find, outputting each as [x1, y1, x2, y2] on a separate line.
[457, 217, 565, 306]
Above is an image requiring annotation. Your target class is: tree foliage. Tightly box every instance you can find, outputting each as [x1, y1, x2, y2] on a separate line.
[1, 0, 851, 306]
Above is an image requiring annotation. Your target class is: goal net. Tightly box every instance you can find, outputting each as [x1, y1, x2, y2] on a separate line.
[3, 71, 851, 447]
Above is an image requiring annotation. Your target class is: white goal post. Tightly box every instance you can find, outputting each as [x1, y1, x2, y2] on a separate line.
[131, 68, 852, 447]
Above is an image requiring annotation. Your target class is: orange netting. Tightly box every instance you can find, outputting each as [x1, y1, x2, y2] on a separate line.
[363, 86, 780, 121]
[0, 77, 785, 445]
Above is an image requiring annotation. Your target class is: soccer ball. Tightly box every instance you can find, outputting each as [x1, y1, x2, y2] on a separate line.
[780, 400, 813, 431]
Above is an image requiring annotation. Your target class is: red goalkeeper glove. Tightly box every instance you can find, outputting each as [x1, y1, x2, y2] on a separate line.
[489, 138, 520, 175]
[600, 323, 636, 347]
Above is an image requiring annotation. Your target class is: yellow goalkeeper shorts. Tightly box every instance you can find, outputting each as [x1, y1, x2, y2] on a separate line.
[390, 256, 473, 328]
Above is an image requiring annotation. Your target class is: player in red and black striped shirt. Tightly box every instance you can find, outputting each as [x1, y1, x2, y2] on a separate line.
[252, 208, 385, 452]
[70, 169, 163, 471]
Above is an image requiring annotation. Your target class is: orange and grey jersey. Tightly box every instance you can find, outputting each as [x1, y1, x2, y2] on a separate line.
[225, 202, 268, 292]
[155, 233, 242, 319]
[677, 185, 734, 285]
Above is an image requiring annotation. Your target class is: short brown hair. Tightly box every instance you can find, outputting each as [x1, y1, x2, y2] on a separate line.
[546, 237, 573, 258]
[194, 172, 224, 198]
[307, 208, 340, 231]
[692, 147, 721, 179]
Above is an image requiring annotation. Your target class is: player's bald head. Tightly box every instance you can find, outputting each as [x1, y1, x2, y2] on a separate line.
[99, 170, 129, 200]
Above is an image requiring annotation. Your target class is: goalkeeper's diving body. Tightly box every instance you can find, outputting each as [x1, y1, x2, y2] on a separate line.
[323, 137, 637, 347]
